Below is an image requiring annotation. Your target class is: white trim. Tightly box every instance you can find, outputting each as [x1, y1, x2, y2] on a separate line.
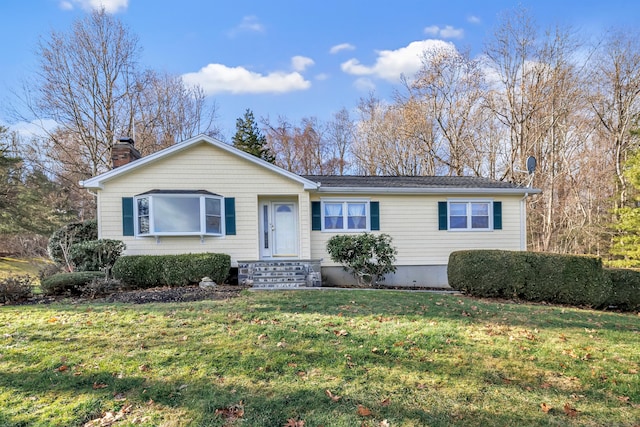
[320, 198, 371, 232]
[447, 199, 493, 231]
[80, 134, 320, 190]
[134, 192, 224, 237]
[316, 186, 540, 195]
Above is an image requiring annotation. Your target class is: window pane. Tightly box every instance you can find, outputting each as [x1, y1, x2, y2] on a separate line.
[471, 203, 489, 216]
[154, 196, 200, 233]
[138, 215, 150, 234]
[137, 197, 150, 234]
[471, 216, 489, 228]
[449, 203, 467, 216]
[450, 216, 467, 229]
[324, 203, 343, 229]
[137, 197, 149, 216]
[205, 198, 221, 216]
[206, 215, 221, 234]
[347, 203, 367, 229]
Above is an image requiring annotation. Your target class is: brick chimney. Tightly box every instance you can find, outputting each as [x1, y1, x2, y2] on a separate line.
[111, 137, 141, 168]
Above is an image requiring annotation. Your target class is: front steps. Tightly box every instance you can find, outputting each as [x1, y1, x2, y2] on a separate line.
[237, 260, 322, 289]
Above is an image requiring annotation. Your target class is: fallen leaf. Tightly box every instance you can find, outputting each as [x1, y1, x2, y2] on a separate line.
[357, 405, 372, 416]
[138, 364, 151, 372]
[380, 397, 391, 406]
[284, 418, 305, 427]
[334, 329, 348, 337]
[540, 402, 552, 413]
[92, 382, 108, 389]
[379, 420, 390, 427]
[325, 389, 342, 402]
[617, 396, 630, 403]
[215, 401, 245, 421]
[55, 365, 68, 372]
[563, 403, 579, 417]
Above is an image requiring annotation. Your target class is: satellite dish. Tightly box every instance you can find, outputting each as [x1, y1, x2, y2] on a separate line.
[526, 156, 536, 175]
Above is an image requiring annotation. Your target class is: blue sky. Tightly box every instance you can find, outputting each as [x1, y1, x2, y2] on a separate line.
[1, 0, 638, 141]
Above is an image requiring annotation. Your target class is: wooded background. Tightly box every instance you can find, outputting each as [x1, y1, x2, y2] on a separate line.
[2, 7, 640, 266]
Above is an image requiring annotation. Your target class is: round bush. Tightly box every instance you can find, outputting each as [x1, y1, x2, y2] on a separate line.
[40, 271, 104, 296]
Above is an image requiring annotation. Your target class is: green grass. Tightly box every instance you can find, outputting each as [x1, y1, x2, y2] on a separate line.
[0, 290, 639, 426]
[0, 257, 51, 280]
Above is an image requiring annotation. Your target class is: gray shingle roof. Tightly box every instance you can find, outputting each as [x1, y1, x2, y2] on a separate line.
[302, 175, 529, 190]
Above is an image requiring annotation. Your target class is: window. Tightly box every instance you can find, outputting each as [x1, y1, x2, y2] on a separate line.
[448, 201, 492, 230]
[134, 192, 223, 236]
[322, 200, 369, 231]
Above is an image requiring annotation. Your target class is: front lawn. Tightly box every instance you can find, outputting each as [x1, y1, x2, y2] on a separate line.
[0, 290, 638, 426]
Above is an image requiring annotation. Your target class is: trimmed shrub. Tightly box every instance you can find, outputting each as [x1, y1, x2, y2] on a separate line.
[448, 250, 612, 308]
[447, 250, 530, 298]
[327, 233, 397, 286]
[48, 220, 98, 269]
[605, 268, 640, 311]
[112, 253, 231, 288]
[40, 271, 105, 296]
[69, 239, 126, 276]
[0, 275, 34, 303]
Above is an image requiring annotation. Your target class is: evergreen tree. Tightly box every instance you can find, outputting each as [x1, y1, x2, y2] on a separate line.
[232, 109, 275, 163]
[610, 143, 640, 267]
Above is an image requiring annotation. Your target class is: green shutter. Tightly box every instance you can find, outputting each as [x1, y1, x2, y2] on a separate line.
[370, 201, 380, 231]
[224, 197, 236, 235]
[122, 197, 134, 236]
[438, 201, 448, 230]
[311, 201, 321, 231]
[493, 201, 502, 230]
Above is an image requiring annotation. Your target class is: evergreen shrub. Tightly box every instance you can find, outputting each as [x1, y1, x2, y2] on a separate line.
[327, 233, 397, 286]
[112, 253, 231, 288]
[448, 250, 612, 308]
[605, 268, 640, 311]
[40, 271, 105, 296]
[47, 220, 98, 268]
[69, 239, 126, 275]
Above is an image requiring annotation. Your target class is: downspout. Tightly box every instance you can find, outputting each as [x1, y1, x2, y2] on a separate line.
[520, 192, 528, 251]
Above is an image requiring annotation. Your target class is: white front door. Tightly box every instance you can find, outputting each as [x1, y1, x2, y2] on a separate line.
[260, 201, 298, 258]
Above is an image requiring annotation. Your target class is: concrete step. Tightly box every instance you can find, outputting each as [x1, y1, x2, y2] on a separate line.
[252, 282, 307, 289]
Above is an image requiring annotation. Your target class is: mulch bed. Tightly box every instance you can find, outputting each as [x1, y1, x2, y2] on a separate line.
[8, 285, 249, 306]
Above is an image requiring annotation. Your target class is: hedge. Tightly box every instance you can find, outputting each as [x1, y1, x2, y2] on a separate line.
[605, 268, 640, 311]
[112, 253, 231, 288]
[448, 250, 612, 308]
[40, 271, 105, 296]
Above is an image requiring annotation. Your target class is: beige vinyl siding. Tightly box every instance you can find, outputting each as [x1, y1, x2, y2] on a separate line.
[98, 141, 309, 263]
[310, 193, 523, 266]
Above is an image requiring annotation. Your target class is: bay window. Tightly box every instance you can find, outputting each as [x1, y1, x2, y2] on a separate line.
[134, 191, 223, 236]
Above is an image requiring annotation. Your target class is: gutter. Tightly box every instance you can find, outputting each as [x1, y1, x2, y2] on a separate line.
[314, 186, 542, 195]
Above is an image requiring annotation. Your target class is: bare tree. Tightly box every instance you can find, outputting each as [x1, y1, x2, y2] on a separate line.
[325, 108, 355, 175]
[410, 47, 487, 176]
[12, 8, 218, 180]
[588, 29, 640, 207]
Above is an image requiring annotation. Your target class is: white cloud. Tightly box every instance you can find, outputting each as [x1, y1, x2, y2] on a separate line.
[59, 0, 128, 13]
[330, 43, 356, 54]
[10, 119, 59, 139]
[354, 78, 376, 92]
[182, 63, 311, 95]
[291, 56, 314, 72]
[315, 73, 330, 81]
[341, 39, 457, 83]
[228, 16, 265, 37]
[424, 25, 464, 39]
[467, 15, 481, 24]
